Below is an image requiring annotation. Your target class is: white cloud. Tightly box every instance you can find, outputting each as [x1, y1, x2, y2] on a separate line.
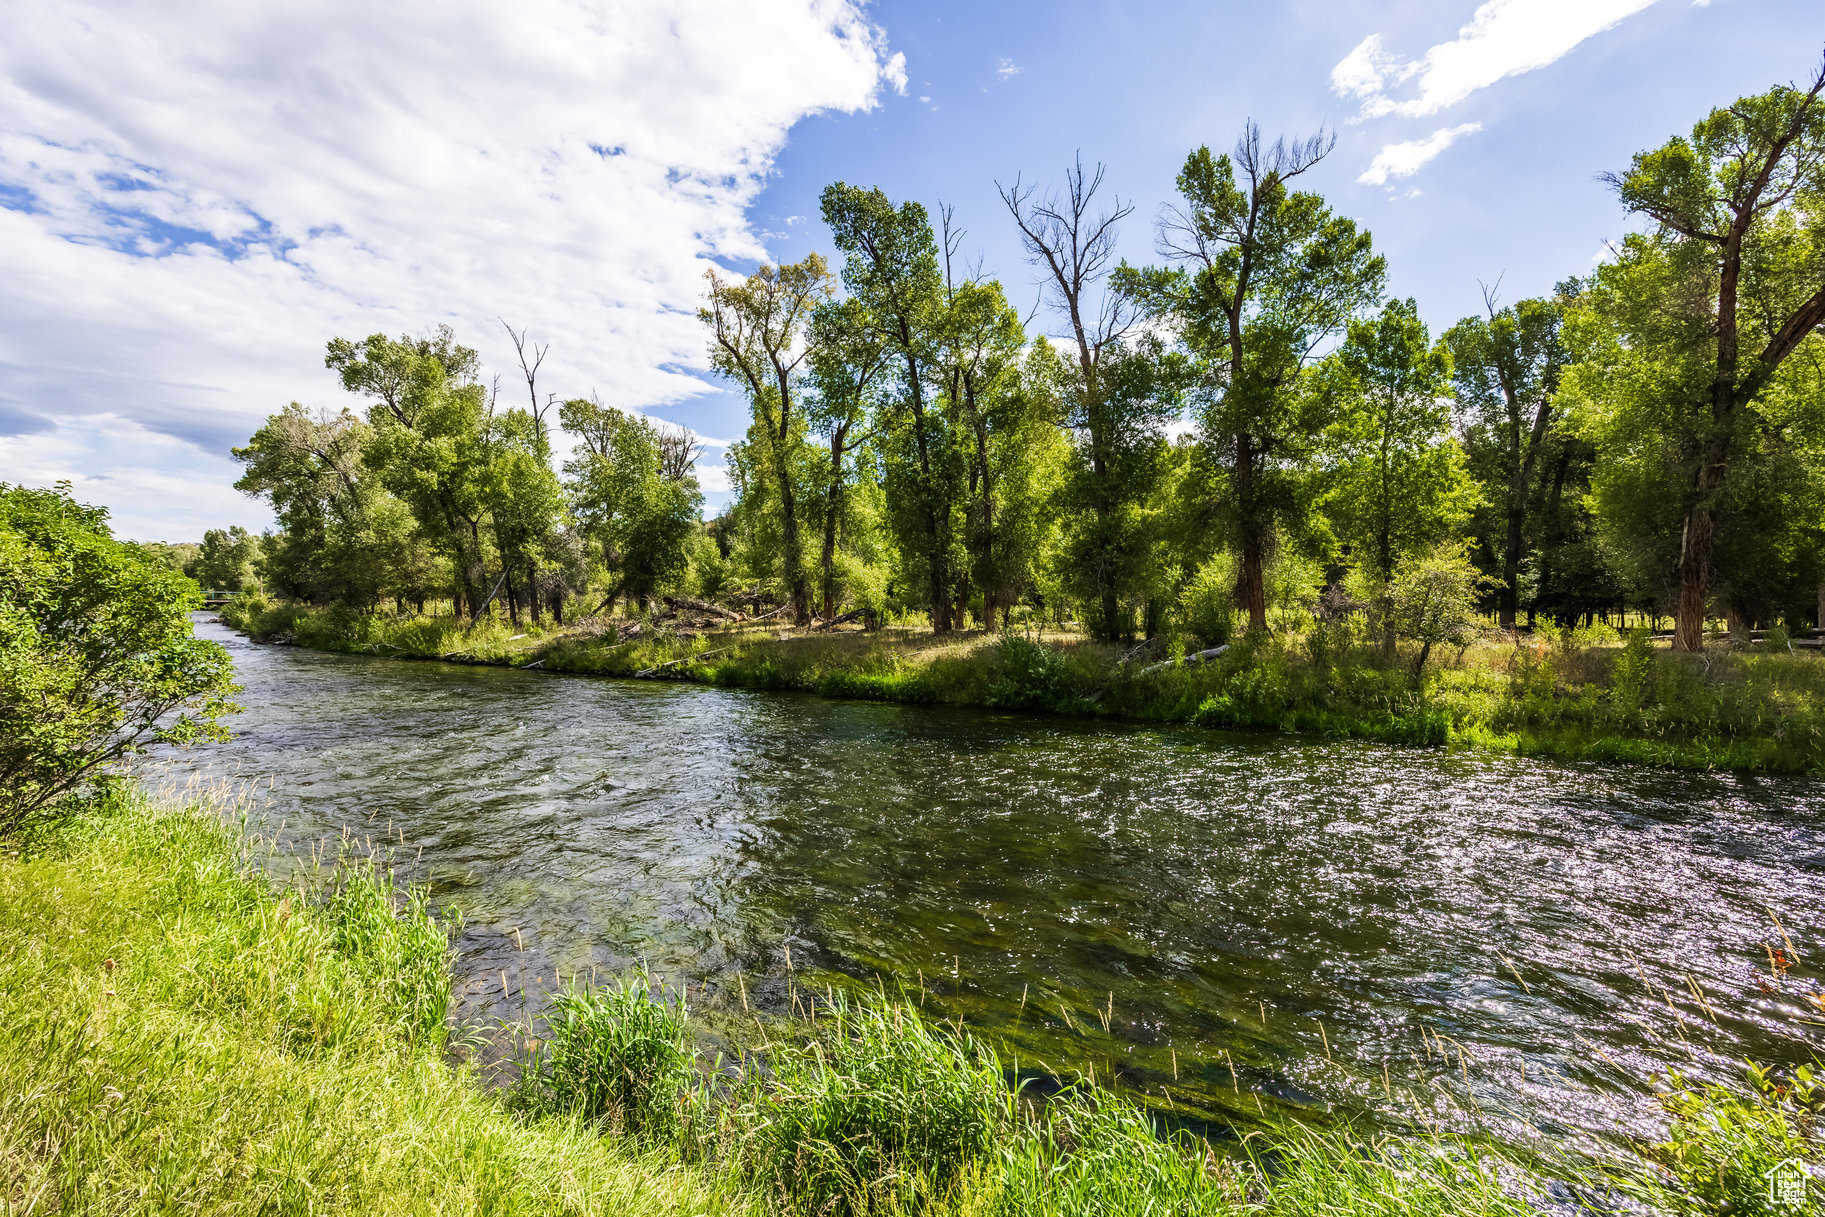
[0, 0, 900, 538]
[1332, 0, 1660, 119]
[883, 51, 909, 95]
[1358, 122, 1483, 185]
[996, 56, 1022, 80]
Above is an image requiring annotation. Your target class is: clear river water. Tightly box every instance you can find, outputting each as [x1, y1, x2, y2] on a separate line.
[156, 618, 1825, 1155]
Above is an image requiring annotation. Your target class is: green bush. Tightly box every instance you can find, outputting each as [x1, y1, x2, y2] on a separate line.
[1636, 1063, 1823, 1216]
[986, 635, 1070, 711]
[740, 996, 1006, 1215]
[0, 483, 238, 835]
[534, 970, 697, 1145]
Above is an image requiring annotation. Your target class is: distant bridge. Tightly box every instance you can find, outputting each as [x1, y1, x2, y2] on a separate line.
[199, 590, 236, 608]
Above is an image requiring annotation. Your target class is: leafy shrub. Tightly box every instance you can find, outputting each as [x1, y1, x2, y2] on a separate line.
[1612, 628, 1657, 714]
[0, 483, 239, 835]
[1179, 554, 1238, 649]
[987, 635, 1069, 710]
[741, 996, 1006, 1215]
[1636, 1063, 1823, 1216]
[535, 969, 696, 1144]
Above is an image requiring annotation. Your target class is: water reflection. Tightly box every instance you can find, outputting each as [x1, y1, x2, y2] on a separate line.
[154, 618, 1825, 1152]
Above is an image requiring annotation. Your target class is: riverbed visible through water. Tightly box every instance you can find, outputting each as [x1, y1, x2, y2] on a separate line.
[154, 617, 1825, 1154]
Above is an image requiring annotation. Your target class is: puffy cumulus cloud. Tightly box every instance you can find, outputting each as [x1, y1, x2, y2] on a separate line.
[0, 0, 899, 538]
[1358, 122, 1483, 186]
[1332, 0, 1660, 120]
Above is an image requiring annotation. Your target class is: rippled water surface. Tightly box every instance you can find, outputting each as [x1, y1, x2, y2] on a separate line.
[159, 619, 1825, 1150]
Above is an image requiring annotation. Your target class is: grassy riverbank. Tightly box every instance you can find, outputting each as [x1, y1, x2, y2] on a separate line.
[223, 597, 1825, 773]
[3, 789, 1818, 1214]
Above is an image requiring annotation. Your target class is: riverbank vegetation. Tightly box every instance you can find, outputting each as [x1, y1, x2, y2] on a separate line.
[4, 787, 1818, 1215]
[208, 59, 1825, 704]
[222, 592, 1825, 771]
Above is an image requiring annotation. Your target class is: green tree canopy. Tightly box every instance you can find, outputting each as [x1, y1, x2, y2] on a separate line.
[0, 484, 238, 834]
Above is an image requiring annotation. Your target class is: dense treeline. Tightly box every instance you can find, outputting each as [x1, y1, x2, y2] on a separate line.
[230, 64, 1825, 654]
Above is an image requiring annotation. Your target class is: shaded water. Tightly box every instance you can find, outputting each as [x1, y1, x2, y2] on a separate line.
[157, 618, 1825, 1152]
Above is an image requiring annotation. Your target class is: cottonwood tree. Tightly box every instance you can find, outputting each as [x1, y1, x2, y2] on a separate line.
[807, 297, 890, 619]
[1122, 126, 1386, 634]
[701, 257, 833, 625]
[1326, 298, 1471, 586]
[821, 184, 966, 631]
[1445, 290, 1568, 629]
[1002, 157, 1179, 639]
[1571, 57, 1825, 650]
[560, 397, 700, 612]
[328, 329, 496, 618]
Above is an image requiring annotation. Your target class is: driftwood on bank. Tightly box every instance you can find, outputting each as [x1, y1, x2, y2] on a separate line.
[1139, 644, 1229, 675]
[813, 609, 866, 632]
[663, 594, 744, 621]
[636, 645, 734, 677]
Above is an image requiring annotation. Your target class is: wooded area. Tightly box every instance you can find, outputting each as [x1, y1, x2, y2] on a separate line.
[221, 61, 1825, 655]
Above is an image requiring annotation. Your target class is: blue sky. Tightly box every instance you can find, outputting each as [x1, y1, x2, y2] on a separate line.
[0, 0, 1818, 539]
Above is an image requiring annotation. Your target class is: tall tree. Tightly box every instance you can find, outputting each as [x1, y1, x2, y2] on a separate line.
[1002, 156, 1175, 638]
[1327, 297, 1471, 584]
[1576, 58, 1825, 651]
[560, 398, 700, 612]
[1122, 126, 1386, 633]
[807, 298, 890, 620]
[327, 328, 494, 618]
[820, 183, 964, 631]
[1444, 291, 1568, 629]
[701, 257, 834, 625]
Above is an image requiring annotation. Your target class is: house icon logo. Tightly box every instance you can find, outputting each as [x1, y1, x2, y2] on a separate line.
[1765, 1157, 1811, 1211]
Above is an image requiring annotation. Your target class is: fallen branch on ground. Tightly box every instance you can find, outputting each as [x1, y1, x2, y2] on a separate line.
[662, 594, 744, 621]
[1140, 644, 1229, 675]
[636, 646, 734, 677]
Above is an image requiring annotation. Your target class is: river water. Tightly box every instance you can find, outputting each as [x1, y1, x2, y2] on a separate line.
[155, 618, 1825, 1153]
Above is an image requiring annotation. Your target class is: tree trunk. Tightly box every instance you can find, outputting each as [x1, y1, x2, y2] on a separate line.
[1233, 433, 1268, 633]
[1500, 504, 1524, 630]
[527, 562, 541, 624]
[1673, 501, 1716, 652]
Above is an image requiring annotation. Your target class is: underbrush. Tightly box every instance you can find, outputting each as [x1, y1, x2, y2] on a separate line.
[220, 598, 1825, 772]
[4, 791, 1817, 1214]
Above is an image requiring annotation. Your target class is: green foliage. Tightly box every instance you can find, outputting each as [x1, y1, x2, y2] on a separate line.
[1179, 552, 1238, 648]
[738, 995, 1006, 1216]
[0, 483, 238, 835]
[532, 970, 697, 1145]
[1612, 628, 1657, 714]
[562, 397, 702, 609]
[0, 790, 742, 1216]
[1382, 542, 1496, 682]
[986, 634, 1071, 710]
[1324, 298, 1474, 581]
[1631, 1064, 1823, 1216]
[193, 525, 262, 592]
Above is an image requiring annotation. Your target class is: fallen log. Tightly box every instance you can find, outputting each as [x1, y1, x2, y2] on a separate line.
[1139, 644, 1229, 675]
[748, 604, 790, 623]
[636, 645, 734, 677]
[813, 609, 866, 632]
[663, 594, 744, 621]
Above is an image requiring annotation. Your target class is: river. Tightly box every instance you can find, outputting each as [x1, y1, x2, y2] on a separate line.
[154, 618, 1825, 1154]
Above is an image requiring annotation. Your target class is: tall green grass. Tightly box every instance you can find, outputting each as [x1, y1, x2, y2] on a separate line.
[0, 789, 752, 1215]
[2, 789, 1817, 1213]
